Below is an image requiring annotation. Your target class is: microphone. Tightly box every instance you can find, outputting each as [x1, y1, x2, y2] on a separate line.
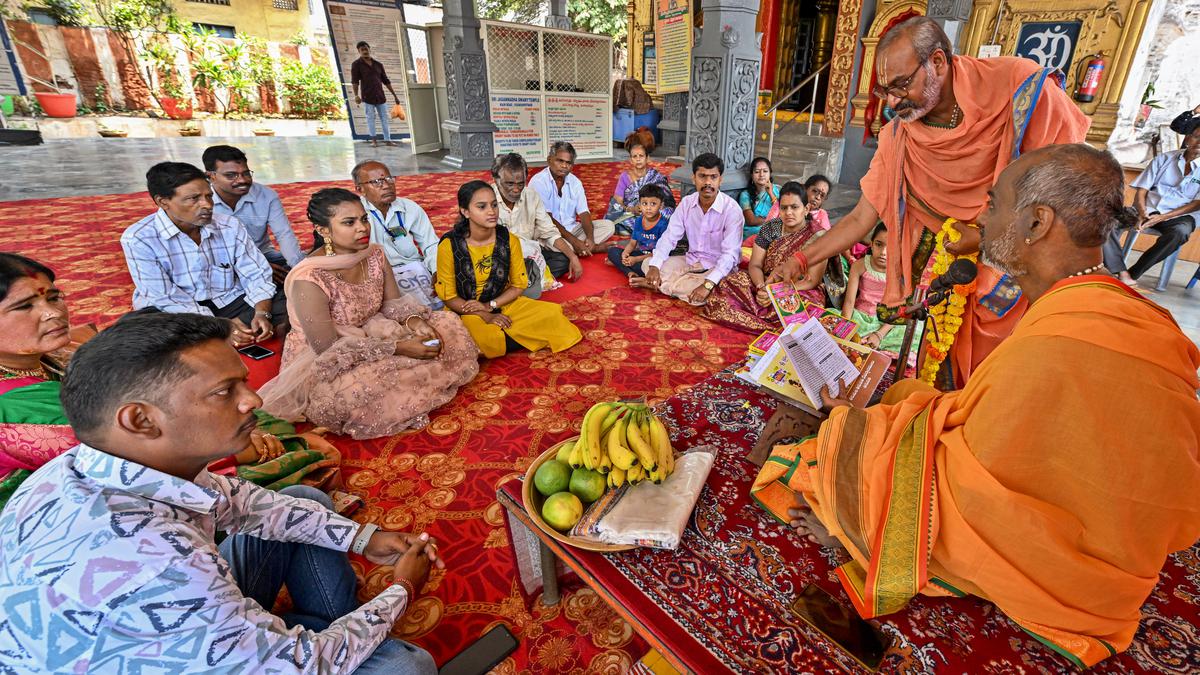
[886, 259, 978, 322]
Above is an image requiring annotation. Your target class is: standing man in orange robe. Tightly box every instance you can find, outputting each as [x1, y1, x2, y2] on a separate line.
[778, 16, 1090, 386]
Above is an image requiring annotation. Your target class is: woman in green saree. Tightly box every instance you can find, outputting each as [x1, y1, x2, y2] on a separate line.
[0, 253, 351, 511]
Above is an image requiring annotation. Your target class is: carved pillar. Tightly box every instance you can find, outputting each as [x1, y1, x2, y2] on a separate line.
[925, 0, 974, 51]
[659, 92, 690, 156]
[671, 0, 763, 197]
[441, 0, 499, 170]
[812, 0, 838, 70]
[547, 0, 573, 30]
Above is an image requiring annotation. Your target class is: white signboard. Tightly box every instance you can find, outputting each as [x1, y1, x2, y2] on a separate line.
[324, 0, 409, 139]
[491, 94, 544, 159]
[545, 95, 609, 160]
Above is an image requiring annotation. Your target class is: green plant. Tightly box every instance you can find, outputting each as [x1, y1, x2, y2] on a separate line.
[92, 82, 109, 112]
[280, 60, 342, 119]
[142, 40, 186, 99]
[1141, 83, 1163, 110]
[567, 0, 626, 39]
[287, 31, 309, 46]
[27, 0, 89, 26]
[90, 0, 176, 106]
[241, 35, 277, 87]
[188, 34, 254, 118]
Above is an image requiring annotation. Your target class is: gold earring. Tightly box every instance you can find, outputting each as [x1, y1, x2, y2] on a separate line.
[1024, 237, 1032, 245]
[324, 239, 335, 256]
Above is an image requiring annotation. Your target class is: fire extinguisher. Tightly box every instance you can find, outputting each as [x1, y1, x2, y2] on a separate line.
[1074, 54, 1105, 103]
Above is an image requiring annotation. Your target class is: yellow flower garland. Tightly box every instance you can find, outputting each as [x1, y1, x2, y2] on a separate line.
[918, 218, 978, 385]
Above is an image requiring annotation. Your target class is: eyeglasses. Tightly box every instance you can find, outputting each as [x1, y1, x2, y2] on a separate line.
[358, 176, 396, 189]
[214, 170, 254, 181]
[872, 60, 926, 100]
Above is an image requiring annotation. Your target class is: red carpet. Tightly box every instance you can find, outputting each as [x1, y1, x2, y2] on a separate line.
[2, 161, 753, 671]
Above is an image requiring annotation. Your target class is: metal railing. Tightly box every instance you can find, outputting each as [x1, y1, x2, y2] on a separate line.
[764, 60, 831, 161]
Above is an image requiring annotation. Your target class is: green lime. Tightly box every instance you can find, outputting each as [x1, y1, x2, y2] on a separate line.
[555, 440, 575, 465]
[542, 492, 583, 531]
[569, 468, 607, 503]
[534, 460, 572, 497]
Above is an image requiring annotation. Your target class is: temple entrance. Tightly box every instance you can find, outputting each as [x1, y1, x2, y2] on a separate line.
[769, 0, 839, 113]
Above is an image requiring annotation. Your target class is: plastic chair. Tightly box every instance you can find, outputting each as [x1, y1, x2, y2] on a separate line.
[1121, 229, 1180, 292]
[1187, 264, 1200, 290]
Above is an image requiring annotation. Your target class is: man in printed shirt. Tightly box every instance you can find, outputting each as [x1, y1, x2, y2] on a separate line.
[121, 161, 286, 347]
[204, 144, 306, 284]
[1103, 115, 1200, 286]
[0, 313, 442, 673]
[491, 152, 584, 297]
[353, 160, 443, 309]
[645, 153, 746, 305]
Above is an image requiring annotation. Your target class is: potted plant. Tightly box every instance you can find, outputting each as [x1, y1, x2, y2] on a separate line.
[98, 123, 128, 138]
[11, 38, 76, 118]
[253, 118, 275, 136]
[1136, 83, 1163, 129]
[179, 121, 201, 137]
[143, 41, 193, 120]
[316, 117, 334, 136]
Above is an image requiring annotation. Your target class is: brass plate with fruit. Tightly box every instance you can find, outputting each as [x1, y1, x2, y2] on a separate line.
[521, 401, 678, 552]
[522, 437, 635, 552]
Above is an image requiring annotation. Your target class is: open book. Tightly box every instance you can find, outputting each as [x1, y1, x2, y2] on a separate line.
[749, 317, 890, 410]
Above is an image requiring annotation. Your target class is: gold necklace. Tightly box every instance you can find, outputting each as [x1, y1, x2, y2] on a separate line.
[921, 104, 962, 129]
[0, 361, 47, 379]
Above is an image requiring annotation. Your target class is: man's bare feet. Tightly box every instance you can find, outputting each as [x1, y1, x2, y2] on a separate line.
[629, 276, 650, 289]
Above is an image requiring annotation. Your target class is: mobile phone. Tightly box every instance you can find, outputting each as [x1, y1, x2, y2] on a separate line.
[438, 624, 518, 675]
[790, 585, 888, 670]
[237, 344, 275, 360]
[423, 339, 441, 347]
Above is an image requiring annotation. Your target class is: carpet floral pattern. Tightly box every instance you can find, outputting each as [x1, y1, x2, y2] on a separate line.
[1, 161, 752, 671]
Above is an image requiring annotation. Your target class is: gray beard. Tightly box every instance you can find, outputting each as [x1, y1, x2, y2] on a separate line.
[981, 229, 1029, 277]
[897, 63, 944, 123]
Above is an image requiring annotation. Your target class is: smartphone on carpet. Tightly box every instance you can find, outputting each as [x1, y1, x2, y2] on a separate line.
[237, 344, 275, 360]
[438, 624, 519, 675]
[790, 584, 888, 670]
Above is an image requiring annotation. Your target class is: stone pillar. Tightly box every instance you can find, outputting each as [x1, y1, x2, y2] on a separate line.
[658, 92, 689, 156]
[925, 0, 974, 52]
[441, 0, 499, 170]
[670, 0, 763, 197]
[547, 0, 573, 30]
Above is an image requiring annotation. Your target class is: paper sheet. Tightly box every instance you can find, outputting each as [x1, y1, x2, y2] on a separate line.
[779, 318, 860, 408]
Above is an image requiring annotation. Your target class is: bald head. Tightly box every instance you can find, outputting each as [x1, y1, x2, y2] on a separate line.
[352, 160, 396, 209]
[877, 16, 953, 67]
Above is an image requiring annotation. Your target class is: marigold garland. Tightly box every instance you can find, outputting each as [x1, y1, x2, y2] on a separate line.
[919, 218, 978, 385]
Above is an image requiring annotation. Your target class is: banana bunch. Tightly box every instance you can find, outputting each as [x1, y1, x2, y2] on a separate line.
[562, 401, 675, 489]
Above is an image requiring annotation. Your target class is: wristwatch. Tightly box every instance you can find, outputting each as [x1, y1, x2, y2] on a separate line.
[703, 280, 716, 291]
[489, 300, 501, 313]
[255, 310, 271, 319]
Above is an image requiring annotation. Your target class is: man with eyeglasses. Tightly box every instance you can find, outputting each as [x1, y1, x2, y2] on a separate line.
[777, 16, 1089, 388]
[491, 152, 584, 297]
[352, 160, 443, 309]
[204, 145, 304, 286]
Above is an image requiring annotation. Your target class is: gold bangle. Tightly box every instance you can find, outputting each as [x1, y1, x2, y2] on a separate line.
[392, 577, 417, 602]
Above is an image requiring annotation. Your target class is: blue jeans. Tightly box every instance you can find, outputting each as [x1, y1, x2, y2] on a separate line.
[607, 245, 647, 277]
[364, 102, 392, 141]
[218, 486, 435, 674]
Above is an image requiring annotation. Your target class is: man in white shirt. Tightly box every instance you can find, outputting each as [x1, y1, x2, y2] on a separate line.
[204, 144, 305, 285]
[0, 312, 443, 673]
[492, 152, 583, 297]
[529, 141, 615, 257]
[353, 160, 443, 308]
[1103, 118, 1200, 286]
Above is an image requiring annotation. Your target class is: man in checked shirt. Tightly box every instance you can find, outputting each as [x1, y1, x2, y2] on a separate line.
[0, 313, 443, 673]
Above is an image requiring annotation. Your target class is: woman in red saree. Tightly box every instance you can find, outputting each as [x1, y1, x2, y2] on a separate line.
[0, 253, 348, 511]
[702, 181, 830, 333]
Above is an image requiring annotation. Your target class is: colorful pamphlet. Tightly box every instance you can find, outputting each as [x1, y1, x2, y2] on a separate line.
[765, 283, 860, 342]
[748, 330, 779, 357]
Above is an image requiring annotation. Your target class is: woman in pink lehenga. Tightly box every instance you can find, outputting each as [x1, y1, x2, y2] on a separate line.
[259, 189, 479, 440]
[702, 181, 829, 334]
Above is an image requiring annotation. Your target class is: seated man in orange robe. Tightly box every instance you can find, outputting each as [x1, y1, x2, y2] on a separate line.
[753, 144, 1200, 667]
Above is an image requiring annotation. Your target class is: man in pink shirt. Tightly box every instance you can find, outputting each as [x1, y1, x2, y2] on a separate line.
[645, 153, 746, 305]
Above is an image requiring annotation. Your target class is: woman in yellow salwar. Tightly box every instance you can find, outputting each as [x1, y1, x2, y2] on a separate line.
[752, 145, 1200, 668]
[437, 180, 582, 358]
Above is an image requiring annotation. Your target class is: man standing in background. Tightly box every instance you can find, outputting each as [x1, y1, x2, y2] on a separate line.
[351, 41, 401, 148]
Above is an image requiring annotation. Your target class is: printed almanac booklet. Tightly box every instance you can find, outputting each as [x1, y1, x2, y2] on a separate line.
[766, 283, 859, 341]
[746, 317, 890, 410]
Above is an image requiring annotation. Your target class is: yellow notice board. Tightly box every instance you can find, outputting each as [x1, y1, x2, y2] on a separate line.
[654, 0, 691, 94]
